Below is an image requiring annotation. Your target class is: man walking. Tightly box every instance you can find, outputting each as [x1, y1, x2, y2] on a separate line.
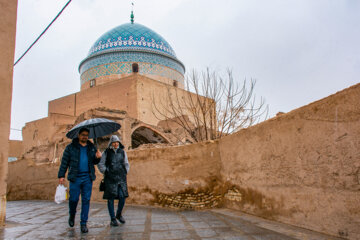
[58, 128, 102, 233]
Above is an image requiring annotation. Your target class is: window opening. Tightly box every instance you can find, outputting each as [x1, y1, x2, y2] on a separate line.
[132, 63, 139, 73]
[90, 79, 96, 87]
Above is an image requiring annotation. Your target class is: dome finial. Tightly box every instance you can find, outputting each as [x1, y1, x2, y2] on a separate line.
[130, 2, 134, 24]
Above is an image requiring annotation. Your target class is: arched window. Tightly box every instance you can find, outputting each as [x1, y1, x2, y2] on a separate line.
[90, 79, 96, 87]
[132, 63, 139, 73]
[173, 80, 178, 87]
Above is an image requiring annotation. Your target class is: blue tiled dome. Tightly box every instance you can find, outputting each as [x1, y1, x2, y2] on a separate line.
[79, 22, 185, 89]
[88, 23, 177, 59]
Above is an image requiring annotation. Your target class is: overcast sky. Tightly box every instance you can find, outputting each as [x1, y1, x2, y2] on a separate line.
[11, 0, 360, 140]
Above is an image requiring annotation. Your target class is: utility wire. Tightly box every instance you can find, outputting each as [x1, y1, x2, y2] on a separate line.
[14, 0, 72, 66]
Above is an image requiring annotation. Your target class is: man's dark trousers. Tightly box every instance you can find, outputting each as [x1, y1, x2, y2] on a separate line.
[69, 173, 93, 225]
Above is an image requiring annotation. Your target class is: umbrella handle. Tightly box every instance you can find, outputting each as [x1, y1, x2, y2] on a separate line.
[94, 132, 98, 149]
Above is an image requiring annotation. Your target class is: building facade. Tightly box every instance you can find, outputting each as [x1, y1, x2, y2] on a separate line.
[17, 16, 204, 164]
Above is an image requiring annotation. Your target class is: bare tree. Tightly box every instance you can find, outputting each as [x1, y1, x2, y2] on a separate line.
[152, 68, 268, 143]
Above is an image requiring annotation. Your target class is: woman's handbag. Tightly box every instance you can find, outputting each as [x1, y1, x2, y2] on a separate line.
[99, 179, 105, 192]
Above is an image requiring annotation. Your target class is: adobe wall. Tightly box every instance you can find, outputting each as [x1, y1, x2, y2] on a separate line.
[136, 76, 213, 127]
[47, 74, 204, 138]
[85, 141, 222, 207]
[7, 159, 59, 200]
[80, 72, 184, 91]
[19, 107, 173, 165]
[90, 77, 137, 118]
[80, 73, 134, 90]
[0, 0, 17, 225]
[22, 114, 76, 153]
[22, 117, 52, 152]
[8, 140, 23, 158]
[136, 75, 160, 125]
[48, 75, 138, 119]
[7, 141, 222, 209]
[219, 83, 360, 239]
[6, 83, 360, 239]
[74, 108, 137, 151]
[48, 93, 76, 116]
[141, 73, 184, 89]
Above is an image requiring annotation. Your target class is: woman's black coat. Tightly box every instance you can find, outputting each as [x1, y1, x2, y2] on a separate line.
[102, 147, 129, 199]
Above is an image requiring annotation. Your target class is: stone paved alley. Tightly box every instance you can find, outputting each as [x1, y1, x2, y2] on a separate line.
[0, 201, 344, 240]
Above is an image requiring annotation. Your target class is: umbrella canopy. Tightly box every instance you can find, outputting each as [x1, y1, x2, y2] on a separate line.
[66, 118, 121, 139]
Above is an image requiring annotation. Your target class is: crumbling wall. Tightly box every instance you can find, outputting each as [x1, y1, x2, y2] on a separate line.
[6, 83, 360, 239]
[8, 140, 23, 159]
[123, 141, 222, 207]
[8, 140, 222, 210]
[219, 83, 360, 239]
[89, 141, 222, 208]
[7, 159, 59, 200]
[19, 107, 177, 164]
[22, 114, 76, 154]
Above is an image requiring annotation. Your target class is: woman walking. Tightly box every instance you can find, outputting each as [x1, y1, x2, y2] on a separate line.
[98, 135, 130, 226]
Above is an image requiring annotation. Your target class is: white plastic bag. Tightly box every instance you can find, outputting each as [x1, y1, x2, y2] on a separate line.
[54, 184, 67, 204]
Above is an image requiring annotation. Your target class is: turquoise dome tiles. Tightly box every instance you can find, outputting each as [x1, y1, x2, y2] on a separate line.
[88, 23, 177, 59]
[80, 62, 184, 85]
[79, 22, 185, 87]
[79, 52, 185, 75]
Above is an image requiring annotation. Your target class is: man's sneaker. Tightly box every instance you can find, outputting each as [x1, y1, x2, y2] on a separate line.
[80, 224, 88, 233]
[110, 218, 119, 227]
[116, 214, 126, 224]
[68, 214, 75, 227]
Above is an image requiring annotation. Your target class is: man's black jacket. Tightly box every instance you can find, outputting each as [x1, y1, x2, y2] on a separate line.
[58, 138, 101, 182]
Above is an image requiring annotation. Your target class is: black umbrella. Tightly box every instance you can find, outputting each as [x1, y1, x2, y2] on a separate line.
[66, 118, 121, 141]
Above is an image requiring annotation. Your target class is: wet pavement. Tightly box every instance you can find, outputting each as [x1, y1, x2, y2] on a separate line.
[0, 201, 343, 240]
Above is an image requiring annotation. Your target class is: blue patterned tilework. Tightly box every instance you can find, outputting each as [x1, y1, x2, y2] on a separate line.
[88, 23, 177, 59]
[79, 51, 185, 75]
[80, 62, 184, 86]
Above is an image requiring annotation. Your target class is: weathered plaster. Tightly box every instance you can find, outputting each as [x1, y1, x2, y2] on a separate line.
[0, 0, 17, 226]
[7, 84, 360, 239]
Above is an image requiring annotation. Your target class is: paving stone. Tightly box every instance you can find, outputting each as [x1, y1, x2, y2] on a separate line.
[150, 229, 192, 240]
[0, 201, 344, 240]
[194, 228, 217, 238]
[189, 221, 211, 229]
